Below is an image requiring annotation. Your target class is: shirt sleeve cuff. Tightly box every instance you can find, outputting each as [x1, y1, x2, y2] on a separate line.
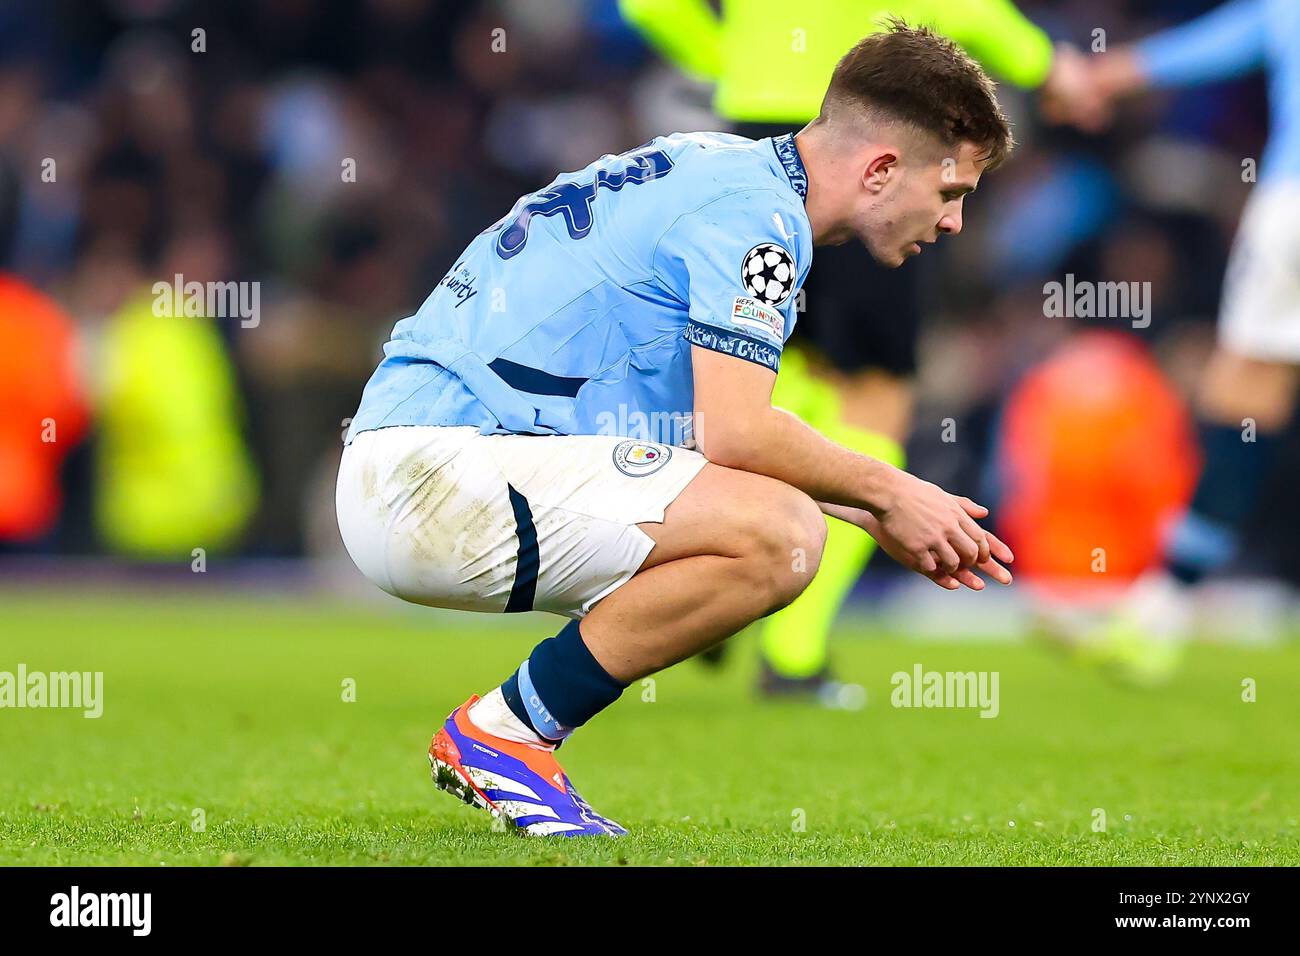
[685, 320, 781, 372]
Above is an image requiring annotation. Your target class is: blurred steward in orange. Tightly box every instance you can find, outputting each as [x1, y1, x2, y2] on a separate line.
[0, 274, 89, 544]
[997, 331, 1199, 598]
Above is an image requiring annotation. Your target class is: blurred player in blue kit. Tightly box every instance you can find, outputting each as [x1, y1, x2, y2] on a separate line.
[336, 23, 1013, 836]
[1049, 0, 1300, 682]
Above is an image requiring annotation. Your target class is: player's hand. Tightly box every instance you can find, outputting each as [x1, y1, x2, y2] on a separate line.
[859, 511, 1014, 591]
[1041, 44, 1148, 133]
[1039, 43, 1112, 132]
[1087, 47, 1147, 104]
[863, 471, 1013, 591]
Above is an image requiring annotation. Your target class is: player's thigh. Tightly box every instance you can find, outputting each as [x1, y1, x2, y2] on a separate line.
[635, 461, 826, 571]
[338, 428, 824, 614]
[1217, 180, 1300, 401]
[1198, 348, 1300, 428]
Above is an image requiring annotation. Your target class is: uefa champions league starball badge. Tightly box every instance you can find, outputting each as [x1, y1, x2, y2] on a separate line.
[741, 243, 795, 307]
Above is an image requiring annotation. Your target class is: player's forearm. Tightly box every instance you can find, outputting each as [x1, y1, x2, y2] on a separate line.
[1135, 0, 1267, 89]
[698, 405, 902, 515]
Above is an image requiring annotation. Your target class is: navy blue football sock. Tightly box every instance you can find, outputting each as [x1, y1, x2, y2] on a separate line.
[499, 620, 628, 743]
[1164, 421, 1279, 585]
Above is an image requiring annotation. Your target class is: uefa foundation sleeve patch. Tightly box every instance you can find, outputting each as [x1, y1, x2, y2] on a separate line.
[730, 296, 784, 340]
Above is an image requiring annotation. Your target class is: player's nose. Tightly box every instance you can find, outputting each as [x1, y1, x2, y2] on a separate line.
[939, 211, 962, 236]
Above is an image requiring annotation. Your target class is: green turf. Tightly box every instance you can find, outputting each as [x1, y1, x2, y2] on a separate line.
[1, 587, 1297, 865]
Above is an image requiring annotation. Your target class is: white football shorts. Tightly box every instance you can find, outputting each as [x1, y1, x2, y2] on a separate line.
[335, 425, 707, 618]
[1219, 180, 1300, 361]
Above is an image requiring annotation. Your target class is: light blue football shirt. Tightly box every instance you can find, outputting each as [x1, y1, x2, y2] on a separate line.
[347, 131, 814, 447]
[1138, 0, 1300, 181]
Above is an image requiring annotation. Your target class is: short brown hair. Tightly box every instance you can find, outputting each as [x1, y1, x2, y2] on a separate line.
[819, 18, 1013, 168]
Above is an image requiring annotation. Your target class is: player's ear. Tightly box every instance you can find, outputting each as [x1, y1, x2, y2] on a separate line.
[862, 150, 898, 193]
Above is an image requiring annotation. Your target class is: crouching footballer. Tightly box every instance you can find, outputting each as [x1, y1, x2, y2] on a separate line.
[337, 22, 1015, 836]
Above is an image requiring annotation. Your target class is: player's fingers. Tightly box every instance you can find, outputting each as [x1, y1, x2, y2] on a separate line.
[915, 549, 938, 574]
[927, 571, 962, 591]
[986, 531, 1015, 564]
[953, 568, 986, 591]
[933, 541, 962, 574]
[946, 528, 980, 568]
[978, 556, 1013, 586]
[957, 496, 989, 519]
[957, 513, 991, 565]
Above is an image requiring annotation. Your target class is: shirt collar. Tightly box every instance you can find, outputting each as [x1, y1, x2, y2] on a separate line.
[771, 133, 808, 202]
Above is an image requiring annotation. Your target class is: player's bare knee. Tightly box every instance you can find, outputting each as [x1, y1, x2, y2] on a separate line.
[742, 486, 825, 609]
[785, 500, 827, 585]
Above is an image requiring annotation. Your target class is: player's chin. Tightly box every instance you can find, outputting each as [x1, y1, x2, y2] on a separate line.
[901, 241, 923, 262]
[882, 249, 912, 268]
[863, 242, 909, 269]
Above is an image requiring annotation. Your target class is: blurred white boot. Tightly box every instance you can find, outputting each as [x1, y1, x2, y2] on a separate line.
[1080, 571, 1191, 686]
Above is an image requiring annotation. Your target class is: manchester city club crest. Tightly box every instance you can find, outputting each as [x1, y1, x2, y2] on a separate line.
[612, 440, 672, 477]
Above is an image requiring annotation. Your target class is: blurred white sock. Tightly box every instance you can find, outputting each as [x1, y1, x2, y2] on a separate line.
[467, 687, 550, 748]
[1125, 570, 1193, 645]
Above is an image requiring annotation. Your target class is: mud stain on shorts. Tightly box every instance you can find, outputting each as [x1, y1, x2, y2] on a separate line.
[360, 458, 380, 506]
[396, 448, 510, 582]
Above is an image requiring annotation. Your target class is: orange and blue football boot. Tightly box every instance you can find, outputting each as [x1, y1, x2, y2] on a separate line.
[428, 695, 627, 837]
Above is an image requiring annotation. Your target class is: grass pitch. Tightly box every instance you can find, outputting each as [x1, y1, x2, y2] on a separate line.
[2, 587, 1298, 866]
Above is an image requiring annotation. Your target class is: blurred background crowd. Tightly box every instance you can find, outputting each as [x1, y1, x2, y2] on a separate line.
[1, 0, 1294, 617]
